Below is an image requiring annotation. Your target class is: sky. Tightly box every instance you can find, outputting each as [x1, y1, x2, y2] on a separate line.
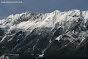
[0, 0, 88, 19]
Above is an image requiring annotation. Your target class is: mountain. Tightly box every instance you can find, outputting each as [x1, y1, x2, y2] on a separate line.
[0, 9, 88, 59]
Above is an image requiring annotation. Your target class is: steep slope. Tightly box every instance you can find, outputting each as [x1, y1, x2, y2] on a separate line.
[0, 9, 88, 59]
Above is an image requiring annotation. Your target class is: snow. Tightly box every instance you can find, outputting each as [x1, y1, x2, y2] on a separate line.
[1, 10, 88, 57]
[55, 35, 62, 41]
[33, 39, 39, 50]
[0, 9, 88, 43]
[39, 54, 44, 58]
[8, 37, 13, 42]
[0, 10, 85, 31]
[82, 11, 88, 23]
[0, 35, 7, 43]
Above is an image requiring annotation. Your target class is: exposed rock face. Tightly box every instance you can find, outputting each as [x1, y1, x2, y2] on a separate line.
[0, 9, 88, 59]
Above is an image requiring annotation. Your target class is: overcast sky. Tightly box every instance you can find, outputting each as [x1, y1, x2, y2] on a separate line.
[0, 0, 88, 19]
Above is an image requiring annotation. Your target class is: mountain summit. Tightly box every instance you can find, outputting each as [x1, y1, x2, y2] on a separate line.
[0, 10, 88, 59]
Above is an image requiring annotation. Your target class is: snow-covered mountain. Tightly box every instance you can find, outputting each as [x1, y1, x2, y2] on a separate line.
[0, 9, 88, 59]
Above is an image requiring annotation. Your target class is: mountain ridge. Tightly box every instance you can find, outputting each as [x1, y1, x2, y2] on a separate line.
[0, 9, 88, 59]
